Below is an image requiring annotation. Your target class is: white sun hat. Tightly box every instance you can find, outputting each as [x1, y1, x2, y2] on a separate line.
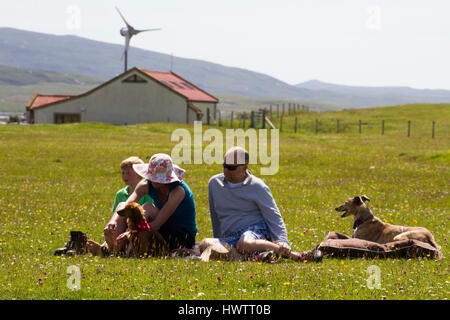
[133, 153, 185, 184]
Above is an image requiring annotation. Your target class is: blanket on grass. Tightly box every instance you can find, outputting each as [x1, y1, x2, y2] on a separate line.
[317, 232, 441, 259]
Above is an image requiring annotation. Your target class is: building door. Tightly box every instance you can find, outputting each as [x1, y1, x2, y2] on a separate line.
[54, 113, 81, 124]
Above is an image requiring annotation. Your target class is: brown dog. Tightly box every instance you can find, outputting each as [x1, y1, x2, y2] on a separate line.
[116, 202, 169, 258]
[336, 196, 442, 258]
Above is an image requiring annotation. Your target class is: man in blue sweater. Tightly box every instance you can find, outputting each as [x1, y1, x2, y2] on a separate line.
[199, 147, 322, 262]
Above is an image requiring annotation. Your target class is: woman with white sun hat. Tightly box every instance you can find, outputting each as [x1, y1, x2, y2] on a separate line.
[118, 153, 197, 251]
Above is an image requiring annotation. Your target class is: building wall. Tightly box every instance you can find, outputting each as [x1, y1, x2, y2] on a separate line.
[33, 71, 204, 125]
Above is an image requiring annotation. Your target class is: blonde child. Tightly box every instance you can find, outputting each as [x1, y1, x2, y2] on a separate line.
[87, 156, 153, 255]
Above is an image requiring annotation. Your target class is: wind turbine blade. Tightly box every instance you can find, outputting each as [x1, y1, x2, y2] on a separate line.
[115, 6, 132, 28]
[135, 28, 161, 34]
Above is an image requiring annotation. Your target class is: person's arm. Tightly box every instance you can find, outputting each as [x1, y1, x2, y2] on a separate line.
[115, 180, 148, 212]
[148, 186, 185, 231]
[255, 184, 290, 245]
[209, 181, 221, 238]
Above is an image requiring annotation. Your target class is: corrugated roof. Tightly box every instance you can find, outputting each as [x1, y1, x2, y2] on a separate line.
[28, 94, 73, 110]
[139, 69, 218, 103]
[26, 68, 218, 110]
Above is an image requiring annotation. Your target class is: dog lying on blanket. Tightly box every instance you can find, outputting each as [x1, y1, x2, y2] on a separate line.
[116, 202, 169, 257]
[335, 195, 442, 259]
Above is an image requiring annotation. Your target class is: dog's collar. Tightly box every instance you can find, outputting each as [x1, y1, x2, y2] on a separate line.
[353, 212, 374, 229]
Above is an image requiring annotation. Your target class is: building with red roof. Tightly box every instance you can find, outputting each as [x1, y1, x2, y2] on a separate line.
[26, 67, 218, 125]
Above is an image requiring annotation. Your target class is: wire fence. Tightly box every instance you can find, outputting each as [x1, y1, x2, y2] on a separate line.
[212, 107, 449, 138]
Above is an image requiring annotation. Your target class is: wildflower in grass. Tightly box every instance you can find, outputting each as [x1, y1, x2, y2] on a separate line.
[217, 276, 222, 281]
[402, 270, 407, 275]
[249, 275, 254, 279]
[283, 282, 290, 286]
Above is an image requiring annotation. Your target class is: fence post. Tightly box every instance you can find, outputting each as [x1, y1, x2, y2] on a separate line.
[230, 111, 234, 128]
[315, 119, 318, 134]
[280, 116, 283, 132]
[337, 119, 340, 133]
[218, 111, 222, 127]
[282, 104, 285, 115]
[382, 120, 385, 135]
[432, 121, 435, 138]
[407, 120, 411, 137]
[207, 108, 210, 125]
[250, 111, 255, 128]
[262, 109, 266, 129]
[270, 105, 273, 118]
[359, 120, 362, 134]
[294, 116, 298, 133]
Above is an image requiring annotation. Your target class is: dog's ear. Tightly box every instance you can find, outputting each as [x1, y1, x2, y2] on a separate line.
[353, 196, 363, 205]
[361, 195, 370, 202]
[116, 207, 128, 217]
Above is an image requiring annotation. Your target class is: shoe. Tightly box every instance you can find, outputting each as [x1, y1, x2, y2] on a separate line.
[296, 249, 323, 263]
[54, 231, 88, 256]
[252, 250, 278, 263]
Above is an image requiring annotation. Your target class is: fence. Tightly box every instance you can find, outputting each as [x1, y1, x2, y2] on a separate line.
[213, 106, 447, 138]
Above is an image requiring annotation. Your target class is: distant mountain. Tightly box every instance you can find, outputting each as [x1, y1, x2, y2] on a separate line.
[295, 80, 450, 107]
[0, 27, 325, 104]
[1, 27, 450, 109]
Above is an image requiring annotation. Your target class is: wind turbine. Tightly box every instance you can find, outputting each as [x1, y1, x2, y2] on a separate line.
[116, 6, 161, 72]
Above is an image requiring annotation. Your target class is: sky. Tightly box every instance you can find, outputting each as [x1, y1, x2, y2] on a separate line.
[1, 0, 450, 89]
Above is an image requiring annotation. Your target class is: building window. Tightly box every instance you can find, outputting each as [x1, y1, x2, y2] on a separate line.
[54, 113, 81, 124]
[122, 75, 147, 83]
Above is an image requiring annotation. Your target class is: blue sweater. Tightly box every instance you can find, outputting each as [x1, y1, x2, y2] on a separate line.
[208, 172, 289, 245]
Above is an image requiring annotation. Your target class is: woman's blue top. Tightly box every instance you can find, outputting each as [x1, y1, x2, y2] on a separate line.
[147, 180, 197, 239]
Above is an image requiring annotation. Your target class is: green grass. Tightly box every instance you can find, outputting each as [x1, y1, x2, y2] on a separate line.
[0, 104, 449, 300]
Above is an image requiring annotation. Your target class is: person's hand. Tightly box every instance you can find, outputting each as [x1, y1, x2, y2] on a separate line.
[142, 202, 159, 221]
[106, 221, 117, 231]
[275, 242, 292, 258]
[114, 231, 130, 252]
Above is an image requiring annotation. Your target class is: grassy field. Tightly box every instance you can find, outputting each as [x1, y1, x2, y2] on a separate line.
[0, 104, 448, 300]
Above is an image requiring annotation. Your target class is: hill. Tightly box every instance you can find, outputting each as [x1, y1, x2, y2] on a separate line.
[0, 65, 104, 86]
[0, 65, 104, 112]
[296, 80, 450, 107]
[2, 27, 450, 110]
[0, 27, 333, 108]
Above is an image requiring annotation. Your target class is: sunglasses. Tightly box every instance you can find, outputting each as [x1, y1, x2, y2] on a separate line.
[222, 163, 244, 171]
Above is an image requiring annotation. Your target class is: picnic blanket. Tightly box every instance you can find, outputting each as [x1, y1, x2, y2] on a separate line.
[317, 232, 441, 259]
